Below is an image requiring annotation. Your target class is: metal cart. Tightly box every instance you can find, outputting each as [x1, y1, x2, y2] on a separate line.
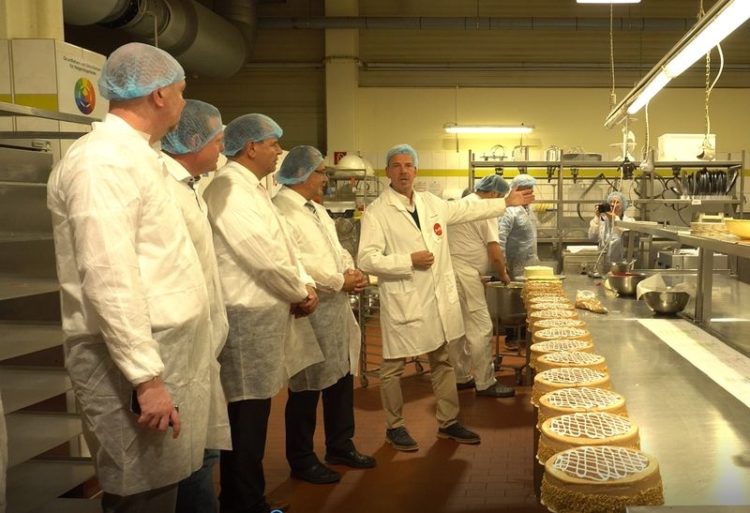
[485, 281, 532, 385]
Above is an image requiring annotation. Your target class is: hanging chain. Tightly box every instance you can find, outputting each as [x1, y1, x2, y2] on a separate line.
[609, 3, 617, 109]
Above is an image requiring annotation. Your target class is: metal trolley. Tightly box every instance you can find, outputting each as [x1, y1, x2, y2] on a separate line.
[485, 281, 532, 385]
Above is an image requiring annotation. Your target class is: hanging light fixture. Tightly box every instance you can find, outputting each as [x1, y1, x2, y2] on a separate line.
[444, 123, 534, 135]
[605, 0, 750, 127]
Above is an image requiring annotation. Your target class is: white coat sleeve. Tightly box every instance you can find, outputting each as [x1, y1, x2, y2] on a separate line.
[357, 210, 414, 279]
[207, 184, 309, 303]
[588, 215, 601, 240]
[444, 195, 507, 225]
[64, 166, 164, 385]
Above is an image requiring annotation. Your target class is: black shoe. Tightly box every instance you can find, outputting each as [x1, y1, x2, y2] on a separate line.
[456, 378, 476, 391]
[325, 449, 376, 469]
[290, 462, 341, 484]
[385, 427, 419, 452]
[476, 383, 516, 398]
[437, 422, 481, 444]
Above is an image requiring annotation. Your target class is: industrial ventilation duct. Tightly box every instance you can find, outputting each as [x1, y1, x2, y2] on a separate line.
[63, 0, 255, 78]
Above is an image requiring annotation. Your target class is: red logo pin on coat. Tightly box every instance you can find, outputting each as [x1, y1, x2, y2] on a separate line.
[433, 223, 442, 236]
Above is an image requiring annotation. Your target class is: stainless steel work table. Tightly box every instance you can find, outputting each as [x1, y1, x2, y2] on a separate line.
[549, 274, 750, 506]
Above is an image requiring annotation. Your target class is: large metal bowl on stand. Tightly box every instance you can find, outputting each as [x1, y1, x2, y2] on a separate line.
[485, 281, 529, 384]
[606, 272, 648, 296]
[642, 290, 690, 315]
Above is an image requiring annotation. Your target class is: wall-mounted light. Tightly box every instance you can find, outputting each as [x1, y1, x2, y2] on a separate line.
[444, 123, 534, 135]
[605, 0, 750, 127]
[577, 0, 640, 3]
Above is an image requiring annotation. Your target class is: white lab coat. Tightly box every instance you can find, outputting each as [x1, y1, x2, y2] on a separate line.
[163, 155, 231, 450]
[273, 187, 361, 390]
[47, 114, 211, 495]
[589, 213, 635, 268]
[203, 162, 322, 401]
[358, 186, 509, 359]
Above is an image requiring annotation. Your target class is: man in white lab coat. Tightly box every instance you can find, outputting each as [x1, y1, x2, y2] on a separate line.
[161, 99, 231, 513]
[358, 144, 534, 451]
[203, 114, 318, 513]
[447, 175, 516, 398]
[273, 146, 375, 484]
[47, 43, 212, 513]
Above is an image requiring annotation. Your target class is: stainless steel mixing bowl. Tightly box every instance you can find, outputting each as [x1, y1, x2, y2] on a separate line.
[606, 272, 648, 296]
[642, 290, 690, 315]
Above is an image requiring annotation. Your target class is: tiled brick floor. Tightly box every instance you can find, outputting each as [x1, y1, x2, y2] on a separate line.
[240, 334, 549, 513]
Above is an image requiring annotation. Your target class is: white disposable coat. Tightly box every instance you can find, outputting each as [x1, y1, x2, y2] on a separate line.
[589, 213, 635, 268]
[358, 186, 509, 359]
[273, 187, 361, 390]
[47, 114, 212, 495]
[164, 155, 231, 450]
[498, 205, 539, 279]
[203, 162, 322, 401]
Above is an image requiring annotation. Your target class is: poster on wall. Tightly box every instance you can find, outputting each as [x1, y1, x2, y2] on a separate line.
[56, 41, 108, 119]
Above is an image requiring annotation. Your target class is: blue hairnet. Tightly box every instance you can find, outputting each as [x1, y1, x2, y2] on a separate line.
[607, 191, 629, 211]
[511, 174, 537, 188]
[98, 43, 185, 101]
[386, 144, 419, 168]
[223, 113, 283, 157]
[277, 145, 324, 185]
[161, 99, 222, 155]
[475, 175, 510, 194]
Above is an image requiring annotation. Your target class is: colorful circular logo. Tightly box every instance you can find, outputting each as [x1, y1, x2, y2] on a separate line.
[74, 78, 96, 115]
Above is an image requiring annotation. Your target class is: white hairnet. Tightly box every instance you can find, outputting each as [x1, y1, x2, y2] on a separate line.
[386, 144, 419, 167]
[98, 42, 185, 101]
[277, 145, 324, 185]
[511, 174, 537, 188]
[475, 175, 510, 194]
[162, 99, 222, 155]
[607, 191, 629, 210]
[223, 113, 283, 157]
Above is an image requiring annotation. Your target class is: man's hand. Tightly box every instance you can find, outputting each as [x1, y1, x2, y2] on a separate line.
[505, 187, 534, 206]
[411, 250, 435, 269]
[342, 269, 369, 293]
[297, 285, 319, 315]
[499, 269, 512, 284]
[135, 377, 180, 438]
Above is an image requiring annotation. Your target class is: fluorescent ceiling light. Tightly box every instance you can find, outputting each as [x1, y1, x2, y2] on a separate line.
[444, 124, 533, 135]
[577, 0, 640, 3]
[605, 0, 750, 127]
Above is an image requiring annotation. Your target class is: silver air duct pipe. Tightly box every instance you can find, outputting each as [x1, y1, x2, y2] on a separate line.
[62, 0, 255, 78]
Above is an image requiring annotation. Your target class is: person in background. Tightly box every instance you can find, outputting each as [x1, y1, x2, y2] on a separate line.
[203, 114, 318, 513]
[47, 42, 212, 513]
[358, 144, 534, 452]
[498, 174, 540, 280]
[273, 146, 375, 485]
[161, 99, 231, 513]
[447, 175, 515, 398]
[588, 190, 634, 271]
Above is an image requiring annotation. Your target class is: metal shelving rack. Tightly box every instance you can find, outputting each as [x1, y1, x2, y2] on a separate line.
[0, 101, 99, 513]
[633, 152, 745, 221]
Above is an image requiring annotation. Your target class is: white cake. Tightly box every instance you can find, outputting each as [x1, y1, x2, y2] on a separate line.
[532, 367, 610, 406]
[524, 265, 556, 280]
[530, 339, 594, 368]
[532, 326, 592, 344]
[537, 412, 640, 463]
[535, 351, 607, 374]
[541, 446, 664, 513]
[538, 387, 627, 425]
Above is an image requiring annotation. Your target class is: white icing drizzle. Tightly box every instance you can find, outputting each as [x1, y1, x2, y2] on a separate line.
[530, 302, 575, 311]
[533, 319, 586, 329]
[532, 340, 592, 353]
[540, 351, 604, 366]
[538, 367, 606, 385]
[529, 296, 571, 303]
[552, 446, 649, 482]
[543, 387, 622, 409]
[549, 413, 633, 439]
[529, 309, 577, 319]
[536, 327, 589, 339]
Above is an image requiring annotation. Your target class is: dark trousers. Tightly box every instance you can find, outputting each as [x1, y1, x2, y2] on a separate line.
[176, 449, 220, 513]
[219, 399, 272, 513]
[102, 483, 178, 513]
[285, 373, 355, 470]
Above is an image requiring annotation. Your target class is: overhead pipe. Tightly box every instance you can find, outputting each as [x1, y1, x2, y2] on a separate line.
[62, 0, 256, 78]
[257, 16, 696, 31]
